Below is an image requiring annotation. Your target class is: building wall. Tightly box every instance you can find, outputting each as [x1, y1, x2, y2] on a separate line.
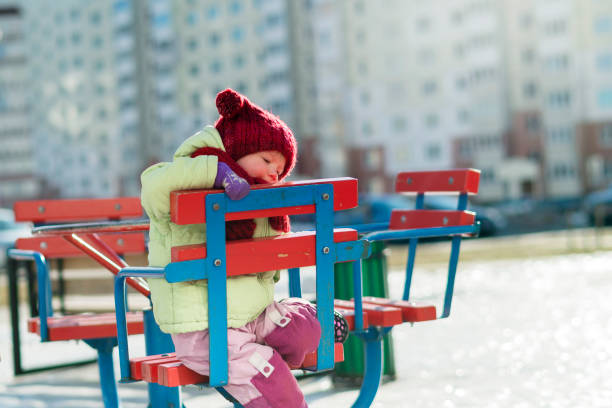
[0, 2, 39, 207]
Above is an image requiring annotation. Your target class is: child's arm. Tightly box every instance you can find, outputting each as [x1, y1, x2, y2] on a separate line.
[141, 156, 218, 220]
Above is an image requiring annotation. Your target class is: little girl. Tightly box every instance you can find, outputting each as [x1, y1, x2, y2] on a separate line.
[140, 89, 320, 407]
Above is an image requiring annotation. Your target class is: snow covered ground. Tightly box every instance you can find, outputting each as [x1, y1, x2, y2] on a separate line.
[1, 251, 612, 407]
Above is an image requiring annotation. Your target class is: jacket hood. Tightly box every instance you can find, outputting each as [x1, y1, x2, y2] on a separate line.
[173, 125, 226, 159]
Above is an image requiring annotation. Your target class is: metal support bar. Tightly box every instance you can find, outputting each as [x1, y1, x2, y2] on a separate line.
[288, 268, 302, 298]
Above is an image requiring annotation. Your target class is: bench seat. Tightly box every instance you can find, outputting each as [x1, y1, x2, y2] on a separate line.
[130, 343, 345, 387]
[334, 297, 437, 327]
[28, 312, 144, 341]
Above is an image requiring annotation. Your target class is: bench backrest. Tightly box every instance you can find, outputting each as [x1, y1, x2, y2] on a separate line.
[14, 197, 146, 258]
[170, 177, 358, 224]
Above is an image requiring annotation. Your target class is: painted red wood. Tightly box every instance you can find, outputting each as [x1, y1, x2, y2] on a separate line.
[389, 210, 476, 230]
[27, 312, 144, 341]
[14, 197, 142, 223]
[170, 177, 358, 225]
[361, 297, 437, 323]
[333, 299, 403, 327]
[170, 228, 358, 275]
[334, 306, 370, 330]
[15, 233, 145, 258]
[294, 342, 344, 370]
[130, 353, 177, 381]
[395, 169, 480, 194]
[153, 343, 345, 386]
[142, 356, 181, 384]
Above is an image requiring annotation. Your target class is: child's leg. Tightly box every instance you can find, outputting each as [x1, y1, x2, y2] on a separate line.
[255, 298, 322, 368]
[172, 325, 307, 407]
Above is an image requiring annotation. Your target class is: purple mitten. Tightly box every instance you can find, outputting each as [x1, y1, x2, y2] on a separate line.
[214, 162, 250, 200]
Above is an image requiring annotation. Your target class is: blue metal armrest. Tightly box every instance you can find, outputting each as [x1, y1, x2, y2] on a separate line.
[8, 249, 52, 341]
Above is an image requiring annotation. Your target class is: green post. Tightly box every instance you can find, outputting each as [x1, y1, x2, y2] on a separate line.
[333, 241, 396, 385]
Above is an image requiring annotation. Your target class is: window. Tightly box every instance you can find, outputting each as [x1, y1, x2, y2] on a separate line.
[600, 125, 612, 146]
[207, 5, 219, 20]
[187, 38, 198, 50]
[233, 55, 245, 69]
[597, 53, 612, 71]
[425, 113, 438, 128]
[392, 117, 407, 132]
[416, 17, 431, 32]
[231, 27, 244, 42]
[191, 92, 200, 108]
[209, 32, 221, 47]
[524, 82, 537, 98]
[210, 60, 222, 73]
[598, 89, 612, 108]
[362, 122, 373, 136]
[189, 64, 199, 76]
[422, 81, 437, 95]
[522, 48, 534, 64]
[594, 16, 612, 34]
[186, 11, 197, 25]
[426, 143, 441, 159]
[90, 11, 102, 24]
[548, 91, 571, 108]
[526, 115, 540, 132]
[229, 0, 243, 15]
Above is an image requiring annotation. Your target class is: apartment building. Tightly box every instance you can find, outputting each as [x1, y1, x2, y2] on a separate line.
[0, 2, 38, 206]
[21, 0, 142, 197]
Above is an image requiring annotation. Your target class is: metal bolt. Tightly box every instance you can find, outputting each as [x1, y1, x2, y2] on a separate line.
[214, 259, 222, 266]
[406, 177, 413, 184]
[117, 238, 125, 246]
[322, 246, 330, 254]
[448, 176, 454, 184]
[322, 193, 329, 200]
[443, 217, 448, 225]
[40, 242, 48, 250]
[213, 203, 220, 211]
[38, 205, 45, 213]
[115, 203, 122, 210]
[401, 215, 407, 223]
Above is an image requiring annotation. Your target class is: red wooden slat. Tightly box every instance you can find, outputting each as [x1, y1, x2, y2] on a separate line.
[389, 210, 476, 230]
[294, 342, 344, 370]
[159, 361, 208, 387]
[170, 229, 358, 275]
[15, 233, 146, 258]
[142, 356, 181, 383]
[361, 297, 437, 323]
[155, 343, 345, 386]
[333, 299, 403, 327]
[334, 306, 369, 330]
[14, 197, 142, 223]
[395, 169, 480, 194]
[27, 312, 144, 341]
[170, 177, 358, 225]
[130, 353, 177, 381]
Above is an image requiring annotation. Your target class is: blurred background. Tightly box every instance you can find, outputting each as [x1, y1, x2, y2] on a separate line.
[1, 0, 612, 237]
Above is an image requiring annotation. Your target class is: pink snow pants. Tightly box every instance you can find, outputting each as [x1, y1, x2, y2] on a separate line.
[171, 298, 321, 407]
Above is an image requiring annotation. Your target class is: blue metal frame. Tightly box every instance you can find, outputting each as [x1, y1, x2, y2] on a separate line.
[8, 249, 52, 341]
[111, 181, 477, 407]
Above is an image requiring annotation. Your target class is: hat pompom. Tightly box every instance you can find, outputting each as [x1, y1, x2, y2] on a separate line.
[216, 88, 244, 119]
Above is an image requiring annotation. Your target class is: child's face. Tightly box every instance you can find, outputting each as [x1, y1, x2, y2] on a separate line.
[236, 150, 286, 184]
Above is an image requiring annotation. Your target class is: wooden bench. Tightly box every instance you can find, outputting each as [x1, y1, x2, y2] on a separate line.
[324, 169, 480, 327]
[113, 178, 368, 406]
[8, 197, 150, 406]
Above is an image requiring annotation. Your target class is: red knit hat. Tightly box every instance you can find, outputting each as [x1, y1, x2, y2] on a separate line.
[214, 88, 297, 180]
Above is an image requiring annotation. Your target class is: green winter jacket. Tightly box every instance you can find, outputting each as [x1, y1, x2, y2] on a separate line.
[141, 126, 281, 334]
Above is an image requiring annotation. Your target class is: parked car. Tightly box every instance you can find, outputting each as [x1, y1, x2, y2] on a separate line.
[0, 208, 32, 270]
[292, 193, 507, 237]
[584, 184, 612, 225]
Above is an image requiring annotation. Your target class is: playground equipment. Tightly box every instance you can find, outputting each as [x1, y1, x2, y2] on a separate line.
[8, 169, 480, 408]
